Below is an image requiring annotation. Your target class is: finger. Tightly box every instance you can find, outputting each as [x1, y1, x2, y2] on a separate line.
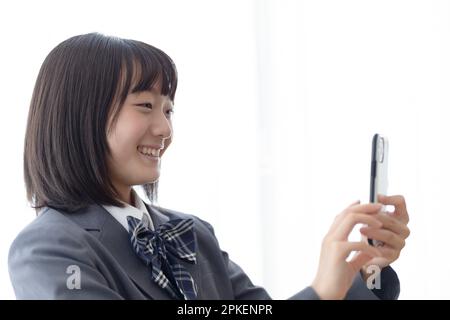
[359, 238, 401, 263]
[334, 202, 382, 225]
[368, 246, 399, 264]
[378, 195, 409, 224]
[360, 227, 405, 250]
[347, 200, 361, 208]
[376, 246, 400, 261]
[333, 213, 383, 241]
[340, 241, 382, 257]
[348, 203, 383, 214]
[373, 213, 411, 239]
[331, 200, 383, 228]
[349, 251, 375, 272]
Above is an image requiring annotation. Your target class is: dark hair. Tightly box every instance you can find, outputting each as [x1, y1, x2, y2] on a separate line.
[24, 32, 178, 213]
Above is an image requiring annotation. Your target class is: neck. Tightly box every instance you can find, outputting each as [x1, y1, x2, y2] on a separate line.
[116, 185, 133, 206]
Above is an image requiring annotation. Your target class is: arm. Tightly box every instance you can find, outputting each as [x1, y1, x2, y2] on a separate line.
[291, 265, 400, 300]
[197, 205, 403, 301]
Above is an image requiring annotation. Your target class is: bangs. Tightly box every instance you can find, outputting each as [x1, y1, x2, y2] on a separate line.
[118, 40, 178, 106]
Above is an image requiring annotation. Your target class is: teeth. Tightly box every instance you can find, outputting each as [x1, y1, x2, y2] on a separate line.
[138, 146, 160, 157]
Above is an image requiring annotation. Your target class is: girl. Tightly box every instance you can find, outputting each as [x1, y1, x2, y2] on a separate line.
[9, 33, 409, 300]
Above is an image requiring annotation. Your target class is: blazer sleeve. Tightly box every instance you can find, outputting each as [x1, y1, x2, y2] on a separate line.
[344, 265, 400, 300]
[8, 219, 123, 300]
[289, 265, 400, 300]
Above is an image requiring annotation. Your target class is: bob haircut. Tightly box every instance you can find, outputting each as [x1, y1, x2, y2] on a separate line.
[24, 32, 178, 213]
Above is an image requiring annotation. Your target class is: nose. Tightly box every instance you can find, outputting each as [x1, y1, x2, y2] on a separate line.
[149, 109, 172, 140]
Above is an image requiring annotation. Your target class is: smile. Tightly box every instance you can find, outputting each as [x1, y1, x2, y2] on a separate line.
[137, 146, 161, 157]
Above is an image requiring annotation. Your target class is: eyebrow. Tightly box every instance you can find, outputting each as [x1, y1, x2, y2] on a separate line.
[132, 93, 174, 107]
[132, 90, 173, 100]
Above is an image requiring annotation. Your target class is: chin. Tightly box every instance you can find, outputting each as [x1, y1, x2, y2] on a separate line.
[146, 175, 160, 184]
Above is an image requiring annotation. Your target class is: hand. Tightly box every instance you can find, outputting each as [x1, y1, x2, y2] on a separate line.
[311, 201, 384, 299]
[359, 195, 410, 279]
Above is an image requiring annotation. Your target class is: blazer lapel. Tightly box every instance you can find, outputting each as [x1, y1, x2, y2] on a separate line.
[64, 204, 172, 299]
[97, 205, 173, 299]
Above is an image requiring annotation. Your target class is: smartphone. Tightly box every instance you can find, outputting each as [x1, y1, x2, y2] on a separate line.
[368, 133, 389, 247]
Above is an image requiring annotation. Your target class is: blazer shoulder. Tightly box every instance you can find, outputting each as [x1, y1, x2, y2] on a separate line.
[9, 208, 94, 261]
[15, 207, 84, 233]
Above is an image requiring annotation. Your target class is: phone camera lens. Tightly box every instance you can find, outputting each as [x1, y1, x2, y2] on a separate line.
[378, 138, 384, 163]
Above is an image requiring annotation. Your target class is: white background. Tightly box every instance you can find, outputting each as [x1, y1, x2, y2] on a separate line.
[1, 0, 449, 299]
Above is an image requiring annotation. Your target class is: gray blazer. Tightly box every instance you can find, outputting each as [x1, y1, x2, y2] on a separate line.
[8, 203, 399, 299]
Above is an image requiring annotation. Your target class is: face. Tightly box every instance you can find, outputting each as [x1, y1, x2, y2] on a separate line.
[106, 81, 173, 203]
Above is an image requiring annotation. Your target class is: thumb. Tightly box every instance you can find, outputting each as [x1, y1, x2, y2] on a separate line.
[347, 200, 361, 209]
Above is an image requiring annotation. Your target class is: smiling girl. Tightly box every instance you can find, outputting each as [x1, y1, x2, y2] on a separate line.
[9, 33, 409, 300]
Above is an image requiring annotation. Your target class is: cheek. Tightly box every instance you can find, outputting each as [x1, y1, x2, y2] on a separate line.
[107, 118, 146, 159]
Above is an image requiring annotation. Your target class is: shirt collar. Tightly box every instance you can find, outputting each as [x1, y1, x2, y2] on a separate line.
[102, 188, 155, 231]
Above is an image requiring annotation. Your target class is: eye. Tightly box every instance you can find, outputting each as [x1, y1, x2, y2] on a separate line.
[166, 109, 175, 116]
[137, 103, 153, 109]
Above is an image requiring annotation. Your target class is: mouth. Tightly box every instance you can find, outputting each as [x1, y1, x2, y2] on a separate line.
[137, 145, 162, 160]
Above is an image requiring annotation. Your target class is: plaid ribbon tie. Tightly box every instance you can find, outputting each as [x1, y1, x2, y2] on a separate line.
[127, 215, 198, 300]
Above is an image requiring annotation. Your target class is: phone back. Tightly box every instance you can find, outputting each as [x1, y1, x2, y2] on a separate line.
[369, 134, 389, 247]
[370, 134, 389, 203]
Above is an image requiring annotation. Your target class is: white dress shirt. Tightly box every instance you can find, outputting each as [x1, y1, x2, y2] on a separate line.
[102, 188, 155, 231]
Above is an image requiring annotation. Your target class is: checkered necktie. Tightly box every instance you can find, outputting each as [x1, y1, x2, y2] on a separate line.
[127, 214, 197, 300]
